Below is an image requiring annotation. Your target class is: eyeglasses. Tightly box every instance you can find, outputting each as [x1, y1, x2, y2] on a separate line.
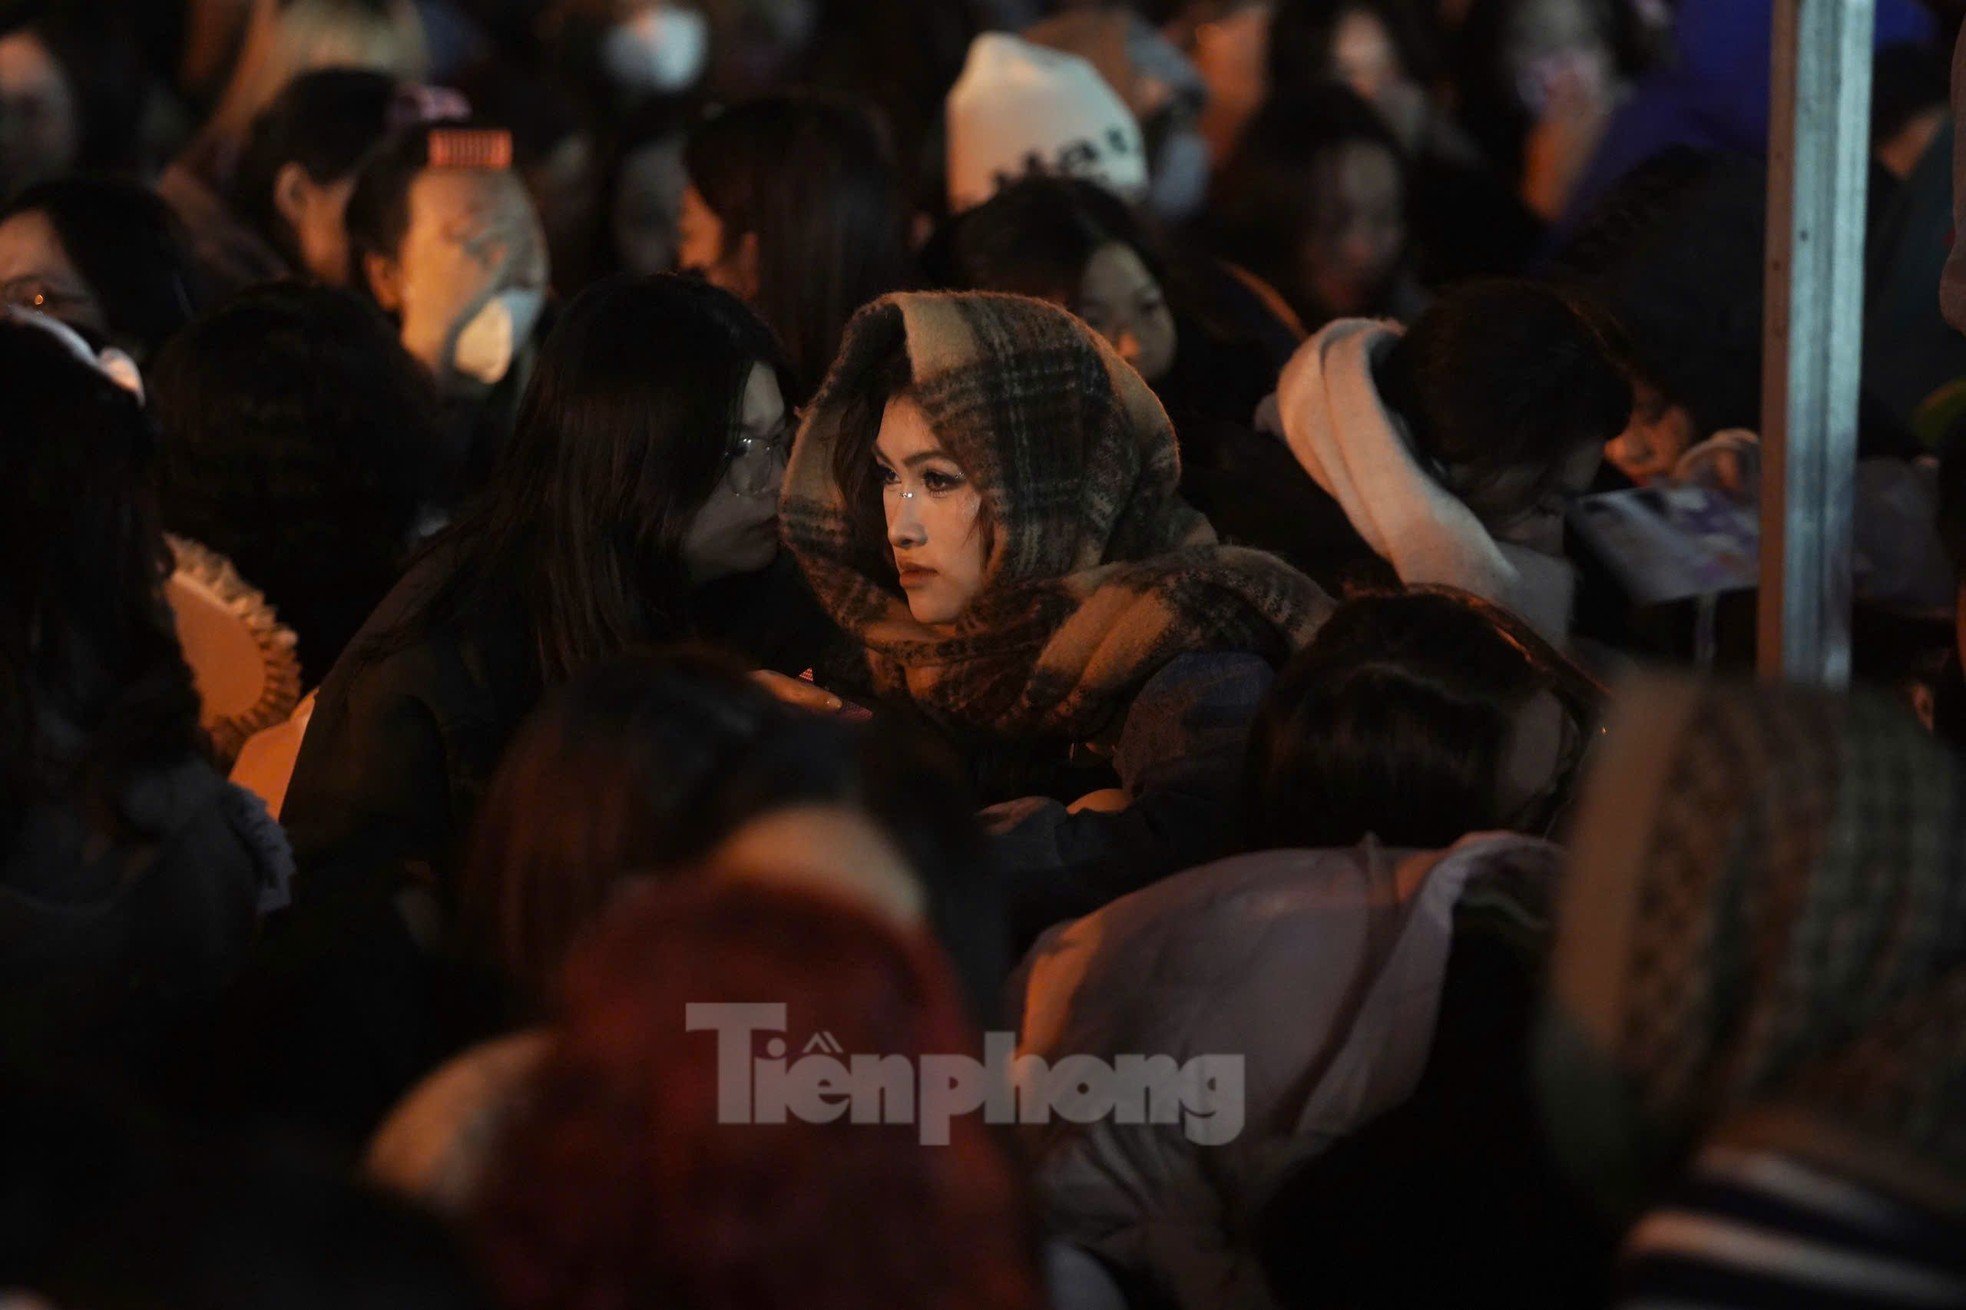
[722, 419, 792, 498]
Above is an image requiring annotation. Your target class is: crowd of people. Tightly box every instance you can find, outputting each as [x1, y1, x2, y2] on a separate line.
[3, 0, 1965, 1306]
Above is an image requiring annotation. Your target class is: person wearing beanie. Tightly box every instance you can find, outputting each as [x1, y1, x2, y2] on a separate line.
[945, 33, 1150, 215]
[1024, 6, 1214, 224]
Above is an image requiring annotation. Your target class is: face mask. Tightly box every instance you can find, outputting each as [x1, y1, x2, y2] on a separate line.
[602, 6, 710, 94]
[451, 288, 545, 387]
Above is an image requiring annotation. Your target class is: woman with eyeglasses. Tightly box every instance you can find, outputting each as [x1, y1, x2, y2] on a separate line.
[282, 273, 840, 913]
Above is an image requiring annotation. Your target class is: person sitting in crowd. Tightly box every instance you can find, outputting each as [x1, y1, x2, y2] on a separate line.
[0, 312, 290, 1089]
[149, 281, 441, 686]
[1245, 586, 1603, 847]
[1267, 277, 1633, 640]
[1207, 82, 1427, 331]
[783, 293, 1330, 881]
[0, 177, 201, 366]
[0, 2, 150, 196]
[282, 272, 836, 907]
[939, 174, 1280, 435]
[1263, 0, 1539, 281]
[678, 93, 914, 403]
[1007, 590, 1603, 1306]
[344, 115, 551, 497]
[229, 68, 402, 286]
[471, 878, 1046, 1310]
[452, 650, 1002, 1023]
[1542, 676, 1966, 1308]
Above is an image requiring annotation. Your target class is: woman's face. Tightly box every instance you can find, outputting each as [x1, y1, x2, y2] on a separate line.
[0, 29, 78, 195]
[1604, 383, 1694, 484]
[1076, 242, 1178, 383]
[875, 395, 987, 628]
[0, 208, 107, 340]
[1331, 8, 1402, 104]
[1302, 140, 1405, 316]
[682, 361, 788, 584]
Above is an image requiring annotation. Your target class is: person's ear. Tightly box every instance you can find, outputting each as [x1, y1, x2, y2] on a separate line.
[272, 161, 313, 232]
[364, 250, 404, 313]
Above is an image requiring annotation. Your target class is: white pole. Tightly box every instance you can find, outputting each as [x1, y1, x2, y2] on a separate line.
[1759, 0, 1872, 684]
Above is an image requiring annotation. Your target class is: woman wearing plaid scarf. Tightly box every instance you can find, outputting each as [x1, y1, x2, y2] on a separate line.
[1540, 676, 1966, 1308]
[783, 292, 1332, 911]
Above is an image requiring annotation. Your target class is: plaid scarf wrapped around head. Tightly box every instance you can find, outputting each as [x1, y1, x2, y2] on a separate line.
[1539, 675, 1966, 1220]
[781, 292, 1331, 743]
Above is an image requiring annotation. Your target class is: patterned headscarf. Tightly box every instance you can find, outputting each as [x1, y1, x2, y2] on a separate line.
[782, 292, 1331, 743]
[1538, 675, 1966, 1220]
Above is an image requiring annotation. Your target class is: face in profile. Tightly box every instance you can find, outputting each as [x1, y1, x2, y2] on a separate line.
[682, 360, 789, 584]
[367, 166, 550, 391]
[1301, 139, 1405, 317]
[1076, 242, 1177, 383]
[875, 395, 987, 628]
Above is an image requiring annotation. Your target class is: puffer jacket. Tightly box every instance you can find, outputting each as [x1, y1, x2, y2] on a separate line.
[1008, 832, 1560, 1309]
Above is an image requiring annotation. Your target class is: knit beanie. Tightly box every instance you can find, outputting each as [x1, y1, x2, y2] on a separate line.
[945, 33, 1148, 214]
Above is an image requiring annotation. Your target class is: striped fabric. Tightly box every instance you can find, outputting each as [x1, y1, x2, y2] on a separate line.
[1619, 1147, 1966, 1309]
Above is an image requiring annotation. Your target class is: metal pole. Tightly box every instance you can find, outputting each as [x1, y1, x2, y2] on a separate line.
[1759, 0, 1871, 684]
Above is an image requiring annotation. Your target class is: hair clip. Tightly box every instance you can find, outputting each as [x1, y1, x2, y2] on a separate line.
[427, 127, 514, 171]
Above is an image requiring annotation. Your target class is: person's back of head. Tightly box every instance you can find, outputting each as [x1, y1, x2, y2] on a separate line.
[459, 646, 1005, 1016]
[1244, 587, 1602, 850]
[231, 68, 400, 284]
[945, 174, 1147, 304]
[681, 92, 912, 401]
[1378, 278, 1633, 524]
[473, 876, 1042, 1310]
[148, 280, 437, 685]
[0, 178, 199, 363]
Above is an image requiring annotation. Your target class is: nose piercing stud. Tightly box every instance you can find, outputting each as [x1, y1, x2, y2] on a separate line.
[899, 489, 916, 500]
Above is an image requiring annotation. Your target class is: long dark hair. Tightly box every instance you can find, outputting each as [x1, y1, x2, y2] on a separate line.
[459, 646, 1005, 1018]
[684, 94, 912, 400]
[149, 281, 438, 686]
[1244, 587, 1604, 850]
[0, 318, 201, 844]
[944, 174, 1162, 305]
[373, 274, 790, 686]
[1205, 83, 1410, 326]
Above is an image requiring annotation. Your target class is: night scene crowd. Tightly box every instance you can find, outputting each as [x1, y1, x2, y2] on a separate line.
[1, 0, 1964, 1307]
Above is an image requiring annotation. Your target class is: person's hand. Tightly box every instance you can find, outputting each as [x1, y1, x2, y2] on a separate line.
[749, 669, 870, 719]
